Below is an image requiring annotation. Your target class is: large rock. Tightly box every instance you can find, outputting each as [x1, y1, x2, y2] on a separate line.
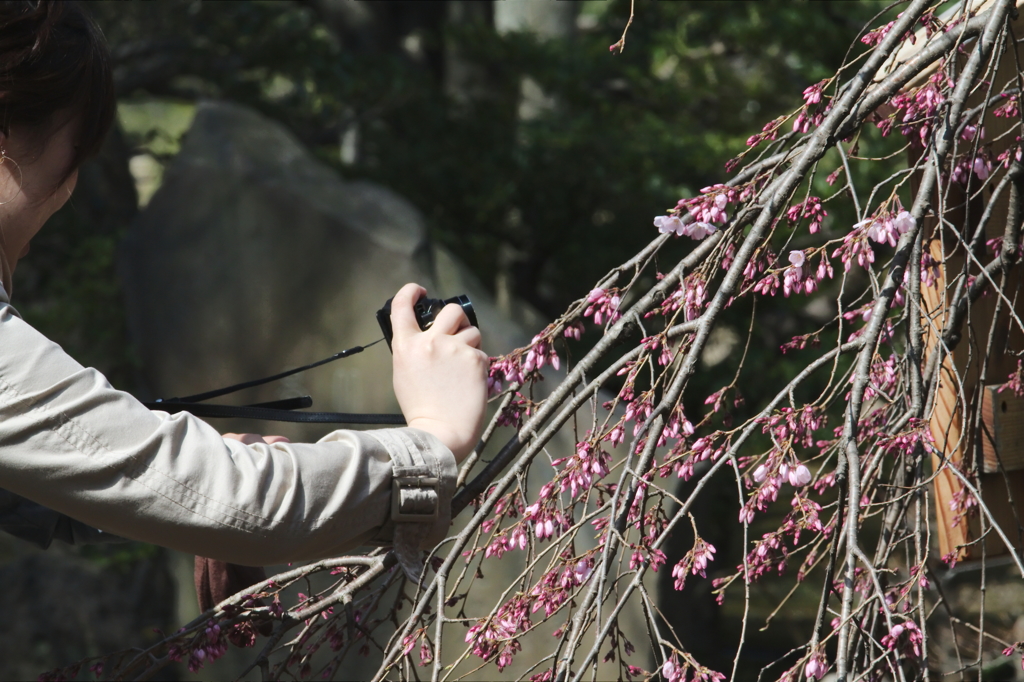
[120, 100, 650, 680]
[121, 101, 531, 439]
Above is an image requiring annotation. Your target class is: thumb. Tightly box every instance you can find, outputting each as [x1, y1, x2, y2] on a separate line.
[390, 283, 428, 340]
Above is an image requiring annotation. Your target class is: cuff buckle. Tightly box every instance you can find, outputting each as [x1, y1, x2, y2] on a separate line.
[391, 466, 439, 522]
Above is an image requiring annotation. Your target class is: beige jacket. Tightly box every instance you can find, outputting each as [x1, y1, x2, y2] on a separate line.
[0, 283, 457, 566]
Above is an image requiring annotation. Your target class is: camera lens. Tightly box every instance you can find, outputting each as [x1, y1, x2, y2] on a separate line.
[444, 295, 478, 329]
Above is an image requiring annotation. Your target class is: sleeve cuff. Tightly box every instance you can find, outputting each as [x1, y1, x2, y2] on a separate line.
[364, 427, 458, 551]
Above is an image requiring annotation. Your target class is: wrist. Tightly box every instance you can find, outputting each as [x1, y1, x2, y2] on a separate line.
[407, 417, 471, 463]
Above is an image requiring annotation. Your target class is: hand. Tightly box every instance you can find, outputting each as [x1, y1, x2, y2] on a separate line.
[222, 433, 292, 445]
[390, 283, 488, 463]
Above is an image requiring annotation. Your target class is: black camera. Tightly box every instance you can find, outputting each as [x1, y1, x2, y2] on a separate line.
[376, 294, 478, 350]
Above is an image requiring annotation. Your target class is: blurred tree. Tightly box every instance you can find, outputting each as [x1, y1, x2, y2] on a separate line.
[39, 0, 895, 445]
[83, 0, 884, 318]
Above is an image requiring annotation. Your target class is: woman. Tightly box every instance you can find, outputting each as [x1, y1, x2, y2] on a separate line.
[0, 1, 487, 570]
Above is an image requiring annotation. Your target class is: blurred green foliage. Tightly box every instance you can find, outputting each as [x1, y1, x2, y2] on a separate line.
[18, 0, 891, 385]
[86, 0, 889, 316]
[39, 0, 897, 398]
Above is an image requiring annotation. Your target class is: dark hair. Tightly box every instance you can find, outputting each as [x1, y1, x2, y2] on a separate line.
[0, 1, 115, 177]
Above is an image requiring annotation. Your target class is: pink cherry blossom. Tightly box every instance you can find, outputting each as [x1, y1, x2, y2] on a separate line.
[522, 334, 560, 374]
[960, 124, 984, 141]
[563, 321, 584, 340]
[972, 155, 991, 180]
[786, 197, 827, 234]
[880, 620, 923, 659]
[804, 652, 827, 680]
[995, 95, 1020, 118]
[788, 464, 812, 487]
[671, 537, 717, 590]
[782, 251, 816, 297]
[891, 210, 915, 235]
[802, 80, 824, 105]
[685, 221, 717, 240]
[583, 288, 622, 326]
[654, 215, 685, 236]
[878, 71, 948, 144]
[859, 216, 898, 246]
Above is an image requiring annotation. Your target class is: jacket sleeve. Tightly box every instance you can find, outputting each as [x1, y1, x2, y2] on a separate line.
[0, 300, 457, 566]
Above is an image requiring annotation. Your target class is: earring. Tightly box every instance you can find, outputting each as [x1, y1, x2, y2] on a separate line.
[0, 150, 22, 205]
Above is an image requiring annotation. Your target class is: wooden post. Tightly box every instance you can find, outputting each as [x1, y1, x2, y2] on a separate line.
[917, 4, 1024, 561]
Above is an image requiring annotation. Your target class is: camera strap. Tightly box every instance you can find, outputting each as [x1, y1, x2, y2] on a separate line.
[142, 338, 407, 425]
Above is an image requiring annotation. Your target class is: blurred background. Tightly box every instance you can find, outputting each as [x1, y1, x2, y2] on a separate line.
[16, 1, 1013, 680]
[18, 0, 877, 384]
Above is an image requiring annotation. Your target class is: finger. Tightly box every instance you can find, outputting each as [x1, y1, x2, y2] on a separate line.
[429, 303, 471, 335]
[263, 435, 291, 444]
[453, 325, 482, 349]
[222, 433, 268, 445]
[390, 283, 428, 339]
